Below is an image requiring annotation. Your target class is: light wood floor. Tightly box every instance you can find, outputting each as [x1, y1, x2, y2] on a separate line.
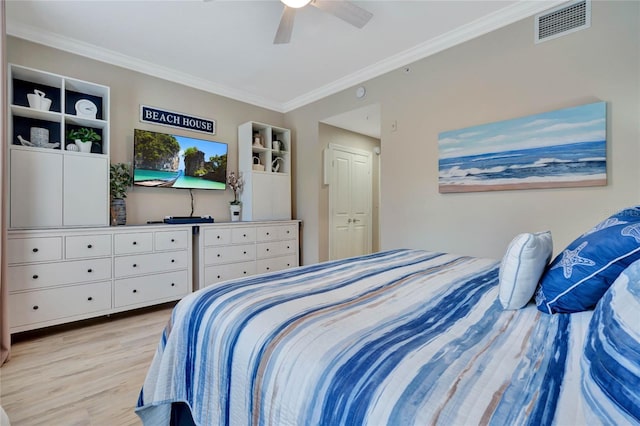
[0, 304, 175, 426]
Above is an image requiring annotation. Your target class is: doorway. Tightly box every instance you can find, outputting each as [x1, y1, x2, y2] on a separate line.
[328, 144, 372, 260]
[320, 103, 381, 261]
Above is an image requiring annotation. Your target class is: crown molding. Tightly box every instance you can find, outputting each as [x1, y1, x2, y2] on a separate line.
[7, 1, 564, 114]
[281, 0, 566, 112]
[6, 21, 285, 113]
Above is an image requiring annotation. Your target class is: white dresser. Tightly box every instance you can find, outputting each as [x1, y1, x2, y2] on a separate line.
[195, 220, 300, 289]
[112, 228, 191, 311]
[7, 224, 193, 333]
[8, 221, 300, 332]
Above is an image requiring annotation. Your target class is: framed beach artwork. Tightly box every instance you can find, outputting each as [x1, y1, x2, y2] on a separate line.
[438, 101, 607, 193]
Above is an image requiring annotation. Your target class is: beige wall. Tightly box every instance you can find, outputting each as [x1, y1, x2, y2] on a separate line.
[6, 1, 640, 266]
[288, 1, 640, 264]
[7, 37, 285, 225]
[318, 123, 380, 261]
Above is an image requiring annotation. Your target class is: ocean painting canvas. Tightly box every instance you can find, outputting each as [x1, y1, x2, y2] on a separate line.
[438, 102, 607, 193]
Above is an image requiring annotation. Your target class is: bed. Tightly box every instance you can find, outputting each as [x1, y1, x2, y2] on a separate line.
[135, 246, 639, 425]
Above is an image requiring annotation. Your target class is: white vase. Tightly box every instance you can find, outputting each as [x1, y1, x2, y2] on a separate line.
[229, 204, 241, 222]
[75, 139, 92, 153]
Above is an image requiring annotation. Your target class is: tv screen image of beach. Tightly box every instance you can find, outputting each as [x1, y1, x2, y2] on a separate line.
[133, 129, 228, 190]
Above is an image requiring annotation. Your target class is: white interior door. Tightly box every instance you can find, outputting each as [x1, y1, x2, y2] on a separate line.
[329, 144, 372, 260]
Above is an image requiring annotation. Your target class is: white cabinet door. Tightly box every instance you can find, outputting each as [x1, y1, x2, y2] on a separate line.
[64, 155, 109, 226]
[270, 173, 291, 220]
[251, 173, 273, 221]
[10, 149, 63, 228]
[252, 173, 291, 220]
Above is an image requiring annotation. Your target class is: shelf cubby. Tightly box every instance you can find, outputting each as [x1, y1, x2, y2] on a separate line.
[238, 121, 292, 221]
[8, 64, 111, 229]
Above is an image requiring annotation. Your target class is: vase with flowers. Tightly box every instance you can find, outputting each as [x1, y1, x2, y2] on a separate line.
[227, 171, 244, 222]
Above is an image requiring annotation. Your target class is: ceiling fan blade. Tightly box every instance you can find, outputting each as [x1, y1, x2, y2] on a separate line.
[274, 6, 296, 44]
[311, 0, 372, 29]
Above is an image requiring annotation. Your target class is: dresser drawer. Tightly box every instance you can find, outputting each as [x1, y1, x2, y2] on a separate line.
[204, 244, 255, 265]
[114, 250, 189, 278]
[278, 224, 298, 240]
[256, 226, 280, 242]
[7, 237, 62, 264]
[279, 239, 297, 255]
[65, 234, 112, 259]
[204, 261, 256, 286]
[114, 270, 189, 308]
[256, 254, 298, 274]
[256, 240, 297, 259]
[155, 229, 190, 251]
[231, 227, 256, 244]
[9, 281, 111, 329]
[204, 228, 231, 246]
[8, 258, 112, 292]
[114, 232, 153, 254]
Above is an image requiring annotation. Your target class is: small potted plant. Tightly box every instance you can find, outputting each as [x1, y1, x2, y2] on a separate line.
[67, 127, 101, 153]
[227, 171, 244, 222]
[110, 163, 132, 225]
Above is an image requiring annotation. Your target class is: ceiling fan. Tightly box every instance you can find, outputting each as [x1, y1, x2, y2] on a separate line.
[274, 0, 373, 44]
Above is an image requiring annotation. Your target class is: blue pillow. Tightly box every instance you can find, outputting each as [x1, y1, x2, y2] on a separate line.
[581, 259, 640, 423]
[536, 207, 640, 314]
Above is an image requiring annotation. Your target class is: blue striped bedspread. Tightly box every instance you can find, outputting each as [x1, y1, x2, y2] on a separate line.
[135, 249, 604, 425]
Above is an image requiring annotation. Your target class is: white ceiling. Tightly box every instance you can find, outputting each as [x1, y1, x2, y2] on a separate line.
[6, 0, 563, 136]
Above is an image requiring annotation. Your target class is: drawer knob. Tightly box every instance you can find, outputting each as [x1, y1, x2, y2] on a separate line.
[32, 274, 38, 280]
[287, 263, 291, 267]
[87, 296, 93, 301]
[133, 289, 137, 293]
[243, 271, 247, 275]
[171, 259, 175, 263]
[133, 263, 137, 268]
[217, 275, 221, 279]
[266, 267, 270, 270]
[171, 238, 175, 242]
[33, 305, 39, 310]
[266, 248, 270, 252]
[133, 241, 137, 245]
[266, 232, 270, 236]
[87, 268, 93, 273]
[243, 251, 247, 255]
[243, 234, 247, 237]
[32, 248, 39, 253]
[217, 235, 221, 239]
[217, 254, 221, 258]
[87, 244, 93, 249]
[287, 230, 290, 234]
[171, 283, 175, 287]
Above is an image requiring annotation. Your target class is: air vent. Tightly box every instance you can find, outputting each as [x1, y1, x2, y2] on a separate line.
[535, 0, 591, 44]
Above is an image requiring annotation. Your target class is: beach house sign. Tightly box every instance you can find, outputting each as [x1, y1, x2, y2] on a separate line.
[140, 105, 216, 135]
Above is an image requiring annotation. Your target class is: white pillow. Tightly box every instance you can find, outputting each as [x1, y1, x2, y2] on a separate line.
[499, 231, 553, 310]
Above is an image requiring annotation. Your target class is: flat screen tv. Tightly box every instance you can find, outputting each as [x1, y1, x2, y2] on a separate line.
[133, 129, 228, 190]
